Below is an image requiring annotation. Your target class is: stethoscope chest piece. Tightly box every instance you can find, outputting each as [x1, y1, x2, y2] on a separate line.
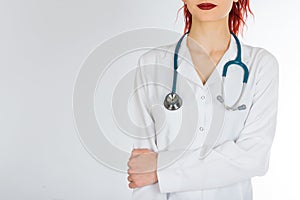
[164, 92, 182, 111]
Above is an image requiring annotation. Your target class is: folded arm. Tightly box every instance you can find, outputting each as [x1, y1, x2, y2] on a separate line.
[156, 52, 279, 193]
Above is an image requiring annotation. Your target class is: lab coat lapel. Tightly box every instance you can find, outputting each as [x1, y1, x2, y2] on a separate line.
[175, 35, 240, 159]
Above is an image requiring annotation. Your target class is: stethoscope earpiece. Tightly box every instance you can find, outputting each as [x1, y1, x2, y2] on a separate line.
[216, 95, 224, 103]
[237, 104, 246, 110]
[217, 95, 247, 111]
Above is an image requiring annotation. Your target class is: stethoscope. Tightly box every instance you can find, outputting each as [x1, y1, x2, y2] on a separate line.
[164, 31, 249, 111]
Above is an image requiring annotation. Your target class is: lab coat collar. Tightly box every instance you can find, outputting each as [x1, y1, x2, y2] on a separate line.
[176, 34, 238, 88]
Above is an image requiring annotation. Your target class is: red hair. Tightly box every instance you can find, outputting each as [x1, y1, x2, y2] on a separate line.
[177, 1, 253, 35]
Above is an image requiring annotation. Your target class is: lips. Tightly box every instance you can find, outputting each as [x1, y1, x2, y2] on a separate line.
[197, 3, 217, 10]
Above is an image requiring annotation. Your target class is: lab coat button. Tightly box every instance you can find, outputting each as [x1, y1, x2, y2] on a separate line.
[200, 95, 205, 100]
[199, 127, 204, 132]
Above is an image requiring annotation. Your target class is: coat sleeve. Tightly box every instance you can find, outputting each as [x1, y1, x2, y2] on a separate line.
[156, 50, 280, 193]
[130, 56, 167, 200]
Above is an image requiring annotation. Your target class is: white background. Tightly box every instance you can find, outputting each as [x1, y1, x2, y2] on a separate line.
[0, 0, 299, 199]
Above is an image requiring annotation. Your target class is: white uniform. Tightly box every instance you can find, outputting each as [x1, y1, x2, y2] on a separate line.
[129, 34, 279, 200]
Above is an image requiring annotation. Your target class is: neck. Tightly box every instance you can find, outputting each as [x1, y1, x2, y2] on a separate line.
[187, 16, 231, 55]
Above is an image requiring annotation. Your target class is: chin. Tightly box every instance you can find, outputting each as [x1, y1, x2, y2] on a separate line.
[193, 14, 228, 23]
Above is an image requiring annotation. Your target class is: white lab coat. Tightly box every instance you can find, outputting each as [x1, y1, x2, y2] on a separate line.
[129, 34, 279, 200]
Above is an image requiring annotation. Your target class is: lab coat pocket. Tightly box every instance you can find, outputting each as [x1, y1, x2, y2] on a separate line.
[219, 95, 252, 143]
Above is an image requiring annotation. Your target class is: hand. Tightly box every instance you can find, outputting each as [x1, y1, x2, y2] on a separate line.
[127, 148, 158, 189]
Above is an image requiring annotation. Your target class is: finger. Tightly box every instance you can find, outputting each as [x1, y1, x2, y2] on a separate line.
[128, 181, 137, 189]
[127, 156, 139, 170]
[127, 159, 132, 168]
[127, 167, 136, 174]
[127, 175, 133, 182]
[131, 148, 152, 156]
[127, 168, 134, 174]
[131, 149, 147, 156]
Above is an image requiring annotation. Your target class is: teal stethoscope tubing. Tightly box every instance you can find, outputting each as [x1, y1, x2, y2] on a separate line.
[167, 31, 249, 111]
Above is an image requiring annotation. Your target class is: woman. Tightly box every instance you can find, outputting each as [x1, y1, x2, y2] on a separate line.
[127, 0, 279, 199]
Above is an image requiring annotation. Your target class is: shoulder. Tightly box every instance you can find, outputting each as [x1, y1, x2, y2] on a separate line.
[242, 43, 279, 82]
[137, 42, 176, 66]
[135, 42, 176, 82]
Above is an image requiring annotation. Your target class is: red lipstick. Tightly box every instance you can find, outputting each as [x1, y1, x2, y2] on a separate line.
[197, 3, 217, 10]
